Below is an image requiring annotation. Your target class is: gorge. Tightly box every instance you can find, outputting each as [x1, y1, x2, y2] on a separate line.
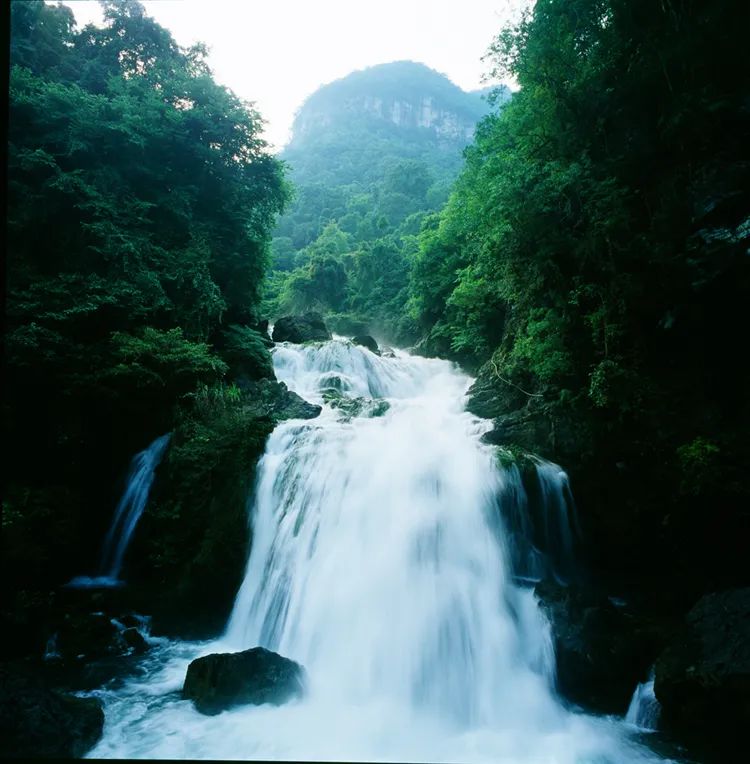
[4, 1, 749, 761]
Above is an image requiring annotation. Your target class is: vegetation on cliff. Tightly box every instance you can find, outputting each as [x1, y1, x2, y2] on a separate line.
[411, 0, 750, 597]
[4, 0, 288, 646]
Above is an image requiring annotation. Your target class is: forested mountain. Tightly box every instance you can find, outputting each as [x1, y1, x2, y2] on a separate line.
[264, 61, 509, 340]
[4, 0, 750, 759]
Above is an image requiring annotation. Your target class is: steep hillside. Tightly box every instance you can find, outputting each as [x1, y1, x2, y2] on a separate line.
[265, 61, 509, 341]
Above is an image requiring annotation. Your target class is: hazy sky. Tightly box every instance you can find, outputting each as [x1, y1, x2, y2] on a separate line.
[63, 0, 527, 150]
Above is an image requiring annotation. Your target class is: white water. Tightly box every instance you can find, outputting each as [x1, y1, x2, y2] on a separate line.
[626, 667, 661, 732]
[495, 457, 581, 584]
[67, 433, 171, 588]
[88, 340, 671, 762]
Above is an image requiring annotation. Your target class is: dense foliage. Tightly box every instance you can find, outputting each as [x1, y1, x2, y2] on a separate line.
[3, 0, 287, 633]
[263, 62, 504, 341]
[413, 0, 750, 590]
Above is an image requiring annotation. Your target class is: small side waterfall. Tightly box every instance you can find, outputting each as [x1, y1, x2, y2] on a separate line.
[67, 433, 171, 588]
[495, 455, 581, 584]
[626, 667, 661, 732]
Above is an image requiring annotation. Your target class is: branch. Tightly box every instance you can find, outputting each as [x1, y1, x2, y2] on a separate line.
[490, 357, 543, 398]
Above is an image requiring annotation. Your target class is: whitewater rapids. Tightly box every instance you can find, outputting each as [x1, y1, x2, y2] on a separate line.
[87, 339, 672, 763]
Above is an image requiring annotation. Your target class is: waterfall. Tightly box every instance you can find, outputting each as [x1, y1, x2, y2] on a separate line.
[88, 340, 670, 762]
[495, 457, 581, 584]
[626, 667, 661, 732]
[67, 433, 170, 588]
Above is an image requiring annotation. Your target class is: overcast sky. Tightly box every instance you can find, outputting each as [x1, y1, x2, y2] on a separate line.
[62, 0, 527, 150]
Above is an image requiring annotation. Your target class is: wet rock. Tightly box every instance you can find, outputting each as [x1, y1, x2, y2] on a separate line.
[535, 580, 671, 714]
[56, 612, 127, 661]
[480, 410, 551, 451]
[323, 390, 390, 421]
[351, 335, 380, 354]
[272, 313, 331, 344]
[121, 627, 149, 654]
[0, 661, 104, 758]
[183, 647, 305, 715]
[318, 372, 348, 393]
[250, 379, 321, 421]
[654, 587, 750, 748]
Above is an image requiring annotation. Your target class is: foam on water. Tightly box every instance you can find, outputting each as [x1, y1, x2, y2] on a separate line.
[88, 340, 671, 762]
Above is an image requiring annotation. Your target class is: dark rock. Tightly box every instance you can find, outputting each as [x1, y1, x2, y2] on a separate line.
[56, 612, 127, 661]
[183, 647, 305, 715]
[218, 324, 275, 382]
[654, 587, 750, 749]
[272, 313, 331, 344]
[535, 580, 672, 714]
[466, 361, 529, 420]
[0, 661, 104, 758]
[480, 410, 552, 452]
[250, 379, 322, 421]
[121, 627, 149, 654]
[117, 613, 145, 630]
[351, 335, 380, 354]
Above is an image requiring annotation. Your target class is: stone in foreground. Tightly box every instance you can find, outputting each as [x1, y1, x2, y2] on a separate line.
[0, 662, 104, 758]
[655, 587, 750, 749]
[182, 647, 305, 715]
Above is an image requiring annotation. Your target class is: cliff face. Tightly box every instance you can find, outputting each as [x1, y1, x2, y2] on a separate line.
[287, 60, 508, 150]
[294, 93, 477, 143]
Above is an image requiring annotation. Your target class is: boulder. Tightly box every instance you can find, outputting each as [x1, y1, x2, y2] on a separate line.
[351, 335, 380, 354]
[183, 647, 305, 715]
[323, 390, 390, 421]
[121, 627, 149, 654]
[535, 580, 671, 714]
[272, 313, 331, 344]
[654, 587, 750, 748]
[252, 379, 322, 421]
[56, 612, 127, 661]
[0, 661, 104, 758]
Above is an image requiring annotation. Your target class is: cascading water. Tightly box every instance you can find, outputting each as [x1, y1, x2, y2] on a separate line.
[88, 340, 673, 762]
[494, 457, 581, 585]
[626, 667, 661, 732]
[67, 433, 171, 588]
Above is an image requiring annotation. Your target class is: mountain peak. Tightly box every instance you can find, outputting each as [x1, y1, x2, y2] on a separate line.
[288, 61, 492, 148]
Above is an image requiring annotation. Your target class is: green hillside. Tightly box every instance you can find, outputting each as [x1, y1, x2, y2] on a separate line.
[264, 61, 509, 341]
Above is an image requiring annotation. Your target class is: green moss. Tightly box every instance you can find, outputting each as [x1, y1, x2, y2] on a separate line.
[676, 437, 721, 497]
[128, 387, 275, 636]
[494, 444, 534, 473]
[218, 325, 274, 382]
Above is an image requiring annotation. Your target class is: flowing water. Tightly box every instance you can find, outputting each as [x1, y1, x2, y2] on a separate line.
[67, 433, 171, 588]
[87, 340, 673, 762]
[626, 667, 661, 732]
